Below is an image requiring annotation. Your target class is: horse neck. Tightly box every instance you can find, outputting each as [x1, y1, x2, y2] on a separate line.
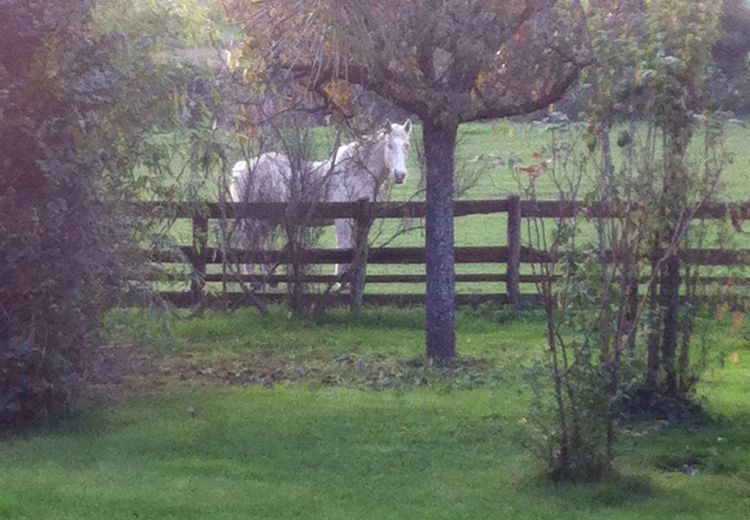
[336, 134, 387, 192]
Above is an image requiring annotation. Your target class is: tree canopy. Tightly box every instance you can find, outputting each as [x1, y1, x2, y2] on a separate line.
[229, 0, 591, 125]
[228, 0, 591, 358]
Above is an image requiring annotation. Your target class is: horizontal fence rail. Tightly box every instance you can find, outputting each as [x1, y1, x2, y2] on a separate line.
[135, 198, 750, 309]
[154, 291, 546, 308]
[149, 245, 750, 267]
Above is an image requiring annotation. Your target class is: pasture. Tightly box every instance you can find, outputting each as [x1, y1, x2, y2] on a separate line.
[159, 121, 750, 298]
[1, 308, 750, 519]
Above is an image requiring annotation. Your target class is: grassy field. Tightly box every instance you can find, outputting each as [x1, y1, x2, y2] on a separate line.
[367, 120, 750, 294]
[157, 120, 750, 296]
[1, 307, 750, 519]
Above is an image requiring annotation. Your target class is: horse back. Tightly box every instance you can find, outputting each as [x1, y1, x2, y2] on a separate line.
[231, 152, 292, 203]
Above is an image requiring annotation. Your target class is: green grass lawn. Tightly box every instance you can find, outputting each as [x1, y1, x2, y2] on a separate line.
[1, 307, 750, 519]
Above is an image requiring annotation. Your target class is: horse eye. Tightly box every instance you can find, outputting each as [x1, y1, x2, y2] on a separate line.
[388, 143, 394, 150]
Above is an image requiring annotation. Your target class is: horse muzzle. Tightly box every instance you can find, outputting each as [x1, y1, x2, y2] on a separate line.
[393, 171, 407, 185]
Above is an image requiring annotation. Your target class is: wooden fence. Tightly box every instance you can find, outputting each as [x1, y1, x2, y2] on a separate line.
[141, 197, 750, 308]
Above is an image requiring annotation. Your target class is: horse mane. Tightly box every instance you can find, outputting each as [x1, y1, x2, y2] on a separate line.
[323, 131, 386, 175]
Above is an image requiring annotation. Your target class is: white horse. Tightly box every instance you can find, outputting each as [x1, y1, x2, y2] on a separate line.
[230, 119, 412, 282]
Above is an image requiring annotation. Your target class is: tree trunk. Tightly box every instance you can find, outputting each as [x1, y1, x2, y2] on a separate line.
[506, 195, 522, 309]
[658, 126, 690, 395]
[597, 127, 614, 357]
[423, 119, 458, 360]
[350, 207, 372, 312]
[660, 254, 680, 394]
[645, 263, 661, 388]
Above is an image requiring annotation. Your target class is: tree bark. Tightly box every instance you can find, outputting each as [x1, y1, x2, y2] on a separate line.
[645, 262, 661, 388]
[423, 119, 458, 360]
[350, 206, 372, 312]
[506, 195, 522, 309]
[660, 254, 680, 394]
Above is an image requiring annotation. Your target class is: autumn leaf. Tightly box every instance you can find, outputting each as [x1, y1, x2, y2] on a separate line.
[732, 311, 744, 330]
[474, 71, 489, 91]
[323, 80, 354, 115]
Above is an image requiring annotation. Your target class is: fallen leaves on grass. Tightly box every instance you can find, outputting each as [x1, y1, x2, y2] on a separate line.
[81, 344, 507, 400]
[176, 352, 507, 391]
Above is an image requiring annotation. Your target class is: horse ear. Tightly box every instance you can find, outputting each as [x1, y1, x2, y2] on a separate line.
[403, 119, 412, 134]
[384, 119, 392, 133]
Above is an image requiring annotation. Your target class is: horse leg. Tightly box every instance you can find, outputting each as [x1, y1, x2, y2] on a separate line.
[233, 219, 246, 276]
[240, 220, 265, 291]
[334, 218, 354, 289]
[260, 222, 279, 288]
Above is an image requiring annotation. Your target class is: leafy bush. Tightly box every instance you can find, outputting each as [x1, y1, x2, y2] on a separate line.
[0, 338, 78, 428]
[516, 0, 726, 482]
[0, 0, 224, 429]
[0, 0, 108, 429]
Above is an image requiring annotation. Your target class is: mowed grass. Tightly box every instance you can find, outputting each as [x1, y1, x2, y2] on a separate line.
[2, 307, 750, 519]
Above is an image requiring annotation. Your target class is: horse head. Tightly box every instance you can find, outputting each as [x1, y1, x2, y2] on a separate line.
[383, 119, 412, 185]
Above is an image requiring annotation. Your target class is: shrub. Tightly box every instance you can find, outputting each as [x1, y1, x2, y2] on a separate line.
[0, 338, 78, 428]
[517, 0, 725, 481]
[1, 0, 251, 429]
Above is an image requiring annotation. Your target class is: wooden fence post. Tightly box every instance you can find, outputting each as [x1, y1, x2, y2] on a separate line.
[506, 195, 522, 309]
[191, 213, 209, 307]
[350, 199, 372, 310]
